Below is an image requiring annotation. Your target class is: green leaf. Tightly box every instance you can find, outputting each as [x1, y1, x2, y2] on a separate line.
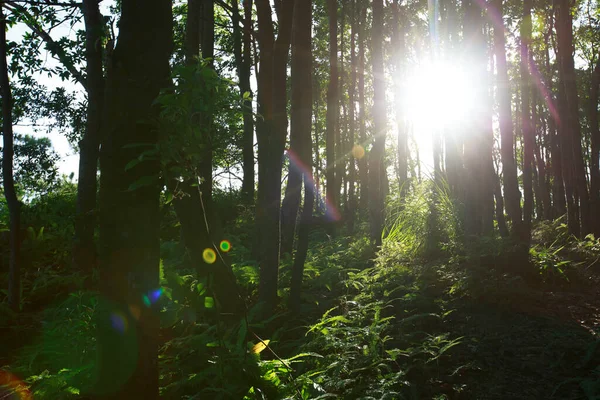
[127, 176, 156, 191]
[124, 158, 142, 171]
[204, 296, 214, 309]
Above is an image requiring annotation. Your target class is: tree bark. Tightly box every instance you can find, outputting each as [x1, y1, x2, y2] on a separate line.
[589, 55, 600, 235]
[200, 0, 215, 200]
[463, 0, 494, 237]
[347, 0, 357, 233]
[239, 0, 255, 204]
[392, 0, 407, 198]
[325, 0, 339, 225]
[289, 0, 313, 311]
[73, 0, 105, 279]
[94, 0, 172, 397]
[1, 7, 21, 312]
[255, 0, 294, 310]
[521, 0, 534, 239]
[555, 0, 590, 237]
[369, 0, 386, 246]
[357, 1, 368, 212]
[491, 0, 522, 235]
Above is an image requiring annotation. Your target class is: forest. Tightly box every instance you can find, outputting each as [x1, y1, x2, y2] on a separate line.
[0, 0, 599, 398]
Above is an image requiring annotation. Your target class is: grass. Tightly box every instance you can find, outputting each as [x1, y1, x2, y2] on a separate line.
[1, 183, 600, 398]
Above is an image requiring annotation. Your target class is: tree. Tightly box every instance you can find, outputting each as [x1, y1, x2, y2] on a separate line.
[521, 0, 534, 240]
[491, 0, 522, 236]
[94, 0, 172, 397]
[72, 0, 105, 277]
[325, 0, 339, 227]
[1, 6, 21, 311]
[555, 0, 590, 237]
[369, 0, 385, 246]
[590, 54, 600, 234]
[255, 0, 294, 309]
[288, 0, 313, 311]
[231, 0, 255, 205]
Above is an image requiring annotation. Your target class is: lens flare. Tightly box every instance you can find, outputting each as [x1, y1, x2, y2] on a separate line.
[128, 304, 141, 321]
[219, 240, 231, 252]
[203, 248, 217, 264]
[149, 288, 163, 303]
[0, 371, 32, 400]
[352, 145, 365, 159]
[110, 312, 128, 334]
[286, 149, 340, 222]
[142, 294, 151, 308]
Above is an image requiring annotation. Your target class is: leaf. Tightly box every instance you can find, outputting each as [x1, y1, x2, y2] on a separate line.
[127, 176, 156, 191]
[251, 339, 270, 354]
[124, 158, 142, 171]
[204, 296, 214, 309]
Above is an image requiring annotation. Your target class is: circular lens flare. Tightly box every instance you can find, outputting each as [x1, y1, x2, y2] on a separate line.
[352, 145, 365, 159]
[203, 248, 217, 264]
[110, 312, 128, 334]
[219, 240, 231, 252]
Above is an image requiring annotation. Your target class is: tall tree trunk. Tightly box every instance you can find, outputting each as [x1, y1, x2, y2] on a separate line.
[325, 0, 339, 224]
[491, 0, 522, 235]
[521, 0, 534, 240]
[463, 0, 494, 236]
[357, 1, 368, 212]
[347, 0, 357, 233]
[495, 171, 509, 237]
[255, 0, 294, 309]
[1, 8, 21, 312]
[555, 0, 590, 236]
[73, 0, 105, 279]
[589, 55, 600, 235]
[337, 3, 347, 214]
[239, 0, 255, 204]
[392, 0, 407, 197]
[200, 0, 215, 200]
[533, 94, 551, 220]
[369, 0, 386, 246]
[545, 21, 566, 218]
[289, 0, 313, 311]
[95, 0, 172, 397]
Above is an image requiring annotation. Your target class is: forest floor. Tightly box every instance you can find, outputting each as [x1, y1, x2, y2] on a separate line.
[377, 262, 600, 400]
[437, 281, 600, 399]
[1, 233, 600, 399]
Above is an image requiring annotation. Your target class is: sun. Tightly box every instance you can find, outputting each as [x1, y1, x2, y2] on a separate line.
[401, 59, 477, 130]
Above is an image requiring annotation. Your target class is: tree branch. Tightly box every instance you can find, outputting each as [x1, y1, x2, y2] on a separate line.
[4, 1, 87, 90]
[1, 0, 82, 8]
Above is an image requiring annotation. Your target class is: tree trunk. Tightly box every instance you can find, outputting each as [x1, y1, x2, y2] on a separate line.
[289, 0, 313, 311]
[325, 0, 339, 225]
[589, 55, 600, 235]
[392, 0, 407, 197]
[520, 0, 534, 240]
[347, 0, 357, 233]
[255, 0, 294, 310]
[463, 0, 494, 237]
[555, 0, 590, 236]
[491, 0, 522, 235]
[94, 0, 172, 398]
[369, 0, 386, 246]
[357, 1, 368, 212]
[1, 8, 21, 312]
[240, 0, 255, 204]
[73, 0, 105, 279]
[200, 0, 215, 200]
[495, 171, 509, 237]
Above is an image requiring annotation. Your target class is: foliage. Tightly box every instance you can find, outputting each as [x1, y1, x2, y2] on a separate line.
[0, 134, 61, 197]
[8, 292, 96, 399]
